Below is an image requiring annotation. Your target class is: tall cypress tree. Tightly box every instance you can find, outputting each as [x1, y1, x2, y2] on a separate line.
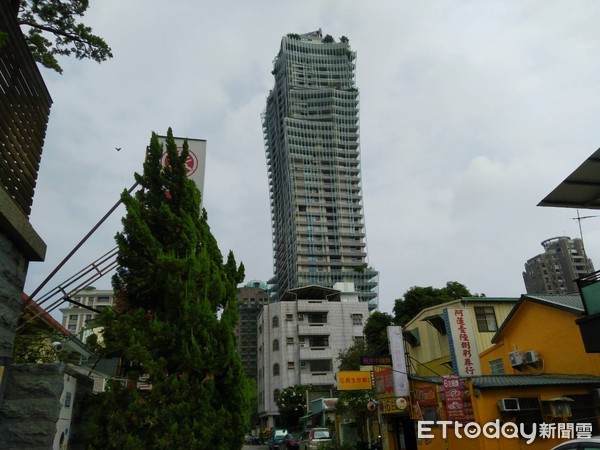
[86, 129, 250, 449]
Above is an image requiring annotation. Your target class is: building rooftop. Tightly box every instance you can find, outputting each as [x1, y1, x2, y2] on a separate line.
[492, 293, 584, 343]
[411, 374, 600, 388]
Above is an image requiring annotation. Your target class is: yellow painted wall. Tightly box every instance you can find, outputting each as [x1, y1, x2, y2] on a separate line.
[480, 300, 600, 376]
[414, 383, 592, 450]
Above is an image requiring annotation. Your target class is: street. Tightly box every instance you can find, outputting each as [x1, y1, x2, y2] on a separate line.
[242, 445, 267, 450]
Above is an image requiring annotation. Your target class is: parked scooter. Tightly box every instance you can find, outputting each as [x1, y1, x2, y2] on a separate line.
[371, 435, 382, 450]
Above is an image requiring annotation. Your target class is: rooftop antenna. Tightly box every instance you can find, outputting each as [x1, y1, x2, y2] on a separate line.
[570, 209, 600, 273]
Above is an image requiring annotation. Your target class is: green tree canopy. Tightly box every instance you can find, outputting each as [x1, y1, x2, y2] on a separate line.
[363, 311, 393, 356]
[393, 281, 473, 326]
[86, 129, 250, 449]
[15, 0, 112, 73]
[275, 385, 309, 427]
[337, 338, 367, 371]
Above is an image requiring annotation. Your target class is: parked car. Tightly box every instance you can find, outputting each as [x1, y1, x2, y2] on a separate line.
[245, 434, 262, 445]
[268, 429, 288, 450]
[550, 437, 600, 449]
[299, 428, 332, 450]
[281, 432, 301, 449]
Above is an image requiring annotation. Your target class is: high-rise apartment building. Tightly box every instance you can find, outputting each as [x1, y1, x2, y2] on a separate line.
[523, 236, 594, 294]
[235, 280, 269, 380]
[262, 30, 378, 308]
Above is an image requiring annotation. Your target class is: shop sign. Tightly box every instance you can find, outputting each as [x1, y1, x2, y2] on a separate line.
[443, 308, 482, 377]
[415, 386, 438, 406]
[374, 368, 394, 396]
[337, 371, 372, 390]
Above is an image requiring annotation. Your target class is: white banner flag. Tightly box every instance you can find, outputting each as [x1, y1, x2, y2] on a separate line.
[387, 326, 409, 397]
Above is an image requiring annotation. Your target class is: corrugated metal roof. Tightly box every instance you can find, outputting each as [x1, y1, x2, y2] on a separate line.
[471, 375, 600, 388]
[539, 148, 600, 209]
[461, 297, 519, 303]
[524, 294, 584, 312]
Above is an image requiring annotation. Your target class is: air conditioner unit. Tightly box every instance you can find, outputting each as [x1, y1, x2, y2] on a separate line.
[508, 350, 525, 367]
[524, 350, 539, 364]
[498, 398, 520, 412]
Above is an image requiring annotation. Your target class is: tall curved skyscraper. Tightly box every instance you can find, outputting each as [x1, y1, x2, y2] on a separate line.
[262, 30, 378, 308]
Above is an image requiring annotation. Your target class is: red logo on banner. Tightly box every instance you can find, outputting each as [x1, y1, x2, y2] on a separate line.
[162, 147, 199, 177]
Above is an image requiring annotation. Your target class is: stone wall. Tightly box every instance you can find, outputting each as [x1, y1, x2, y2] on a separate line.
[0, 363, 93, 449]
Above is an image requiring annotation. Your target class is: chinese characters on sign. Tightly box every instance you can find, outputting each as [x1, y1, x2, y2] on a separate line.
[444, 308, 482, 377]
[337, 371, 373, 390]
[441, 375, 474, 423]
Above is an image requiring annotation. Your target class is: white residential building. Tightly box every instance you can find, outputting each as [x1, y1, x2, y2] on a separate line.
[60, 288, 115, 336]
[257, 283, 368, 428]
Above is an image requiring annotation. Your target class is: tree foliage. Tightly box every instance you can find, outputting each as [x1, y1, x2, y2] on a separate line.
[337, 339, 367, 371]
[15, 0, 112, 73]
[276, 385, 309, 427]
[393, 281, 473, 326]
[363, 311, 393, 355]
[85, 129, 250, 449]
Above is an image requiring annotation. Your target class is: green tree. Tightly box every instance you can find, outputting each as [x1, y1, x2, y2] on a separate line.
[337, 339, 367, 371]
[85, 129, 251, 449]
[276, 385, 309, 427]
[363, 311, 393, 355]
[15, 0, 112, 73]
[393, 281, 473, 326]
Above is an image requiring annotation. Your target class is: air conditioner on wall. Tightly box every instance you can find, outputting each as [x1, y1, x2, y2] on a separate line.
[498, 398, 520, 412]
[524, 350, 539, 364]
[508, 350, 525, 367]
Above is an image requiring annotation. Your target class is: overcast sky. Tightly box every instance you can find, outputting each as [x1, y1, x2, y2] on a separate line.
[23, 0, 600, 318]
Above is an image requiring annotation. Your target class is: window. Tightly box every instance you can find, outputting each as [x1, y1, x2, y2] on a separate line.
[69, 315, 78, 321]
[475, 306, 498, 332]
[489, 358, 505, 375]
[273, 339, 280, 351]
[308, 313, 327, 324]
[68, 325, 76, 331]
[287, 337, 294, 345]
[64, 392, 72, 408]
[273, 364, 280, 376]
[304, 359, 332, 372]
[288, 362, 295, 369]
[286, 314, 293, 321]
[511, 397, 543, 435]
[272, 316, 279, 328]
[274, 389, 280, 402]
[352, 313, 362, 326]
[308, 336, 329, 347]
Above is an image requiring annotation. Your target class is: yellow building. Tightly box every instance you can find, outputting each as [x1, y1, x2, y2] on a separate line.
[404, 297, 518, 376]
[411, 294, 600, 450]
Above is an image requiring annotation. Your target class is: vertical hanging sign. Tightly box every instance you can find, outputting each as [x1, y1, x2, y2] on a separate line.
[157, 135, 207, 208]
[387, 326, 409, 397]
[443, 308, 482, 377]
